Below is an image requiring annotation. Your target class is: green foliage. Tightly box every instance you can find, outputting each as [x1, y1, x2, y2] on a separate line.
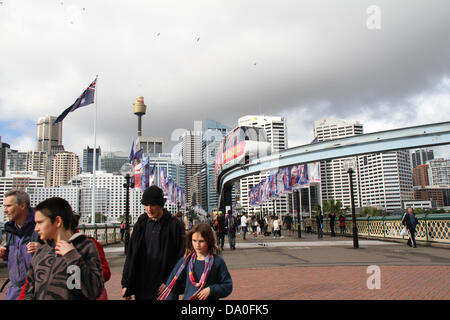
[322, 199, 343, 216]
[358, 207, 386, 217]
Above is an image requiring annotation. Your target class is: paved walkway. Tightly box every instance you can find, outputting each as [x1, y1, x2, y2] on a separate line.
[2, 232, 450, 300]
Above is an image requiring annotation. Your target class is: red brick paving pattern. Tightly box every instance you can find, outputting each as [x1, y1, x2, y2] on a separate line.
[104, 265, 450, 300]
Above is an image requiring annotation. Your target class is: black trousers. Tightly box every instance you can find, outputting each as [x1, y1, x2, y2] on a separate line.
[407, 228, 416, 247]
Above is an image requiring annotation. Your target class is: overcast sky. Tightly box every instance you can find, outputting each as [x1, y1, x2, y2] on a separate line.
[1, 0, 449, 162]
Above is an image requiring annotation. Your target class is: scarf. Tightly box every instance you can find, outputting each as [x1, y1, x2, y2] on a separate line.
[157, 251, 214, 300]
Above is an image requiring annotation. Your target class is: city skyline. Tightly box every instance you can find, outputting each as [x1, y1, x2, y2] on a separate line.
[0, 1, 449, 160]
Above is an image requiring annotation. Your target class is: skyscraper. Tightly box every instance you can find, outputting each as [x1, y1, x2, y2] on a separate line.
[37, 116, 63, 154]
[82, 146, 101, 173]
[314, 119, 363, 209]
[202, 120, 230, 213]
[238, 115, 289, 215]
[182, 131, 202, 207]
[51, 152, 80, 187]
[411, 149, 434, 168]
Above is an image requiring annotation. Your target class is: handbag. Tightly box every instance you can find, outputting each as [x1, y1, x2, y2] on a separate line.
[400, 227, 407, 237]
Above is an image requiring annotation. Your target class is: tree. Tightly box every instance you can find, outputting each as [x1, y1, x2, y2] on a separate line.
[322, 199, 343, 217]
[359, 207, 385, 217]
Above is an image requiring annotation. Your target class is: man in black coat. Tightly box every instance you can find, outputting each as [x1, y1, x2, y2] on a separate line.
[402, 207, 419, 248]
[121, 186, 185, 300]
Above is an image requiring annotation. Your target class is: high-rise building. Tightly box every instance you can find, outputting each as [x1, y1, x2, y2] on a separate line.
[413, 164, 430, 187]
[100, 151, 129, 174]
[7, 150, 28, 172]
[201, 120, 230, 213]
[26, 186, 80, 215]
[136, 136, 163, 154]
[314, 119, 364, 209]
[182, 131, 202, 208]
[358, 151, 414, 212]
[26, 151, 50, 186]
[411, 149, 434, 168]
[37, 116, 63, 154]
[0, 171, 45, 222]
[51, 152, 80, 186]
[238, 115, 289, 215]
[82, 146, 101, 173]
[0, 141, 10, 177]
[427, 158, 450, 186]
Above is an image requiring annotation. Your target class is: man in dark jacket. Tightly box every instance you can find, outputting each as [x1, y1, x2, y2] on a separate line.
[0, 190, 42, 300]
[402, 207, 419, 248]
[121, 185, 185, 300]
[225, 210, 238, 250]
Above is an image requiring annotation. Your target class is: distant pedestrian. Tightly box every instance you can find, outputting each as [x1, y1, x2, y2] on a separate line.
[401, 207, 419, 248]
[0, 190, 43, 300]
[339, 215, 346, 236]
[225, 210, 238, 250]
[215, 211, 226, 250]
[273, 217, 280, 237]
[267, 216, 273, 236]
[284, 214, 293, 236]
[120, 220, 125, 241]
[121, 185, 185, 300]
[316, 214, 323, 239]
[329, 213, 336, 237]
[23, 197, 104, 300]
[158, 223, 233, 300]
[306, 217, 312, 233]
[250, 215, 258, 238]
[240, 212, 248, 240]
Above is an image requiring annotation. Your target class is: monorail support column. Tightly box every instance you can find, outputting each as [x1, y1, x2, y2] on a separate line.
[221, 184, 233, 214]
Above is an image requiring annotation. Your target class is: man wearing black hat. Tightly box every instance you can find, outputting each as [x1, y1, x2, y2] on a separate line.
[121, 185, 185, 300]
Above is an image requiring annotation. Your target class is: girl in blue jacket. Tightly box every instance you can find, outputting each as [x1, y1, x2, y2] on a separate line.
[158, 222, 232, 300]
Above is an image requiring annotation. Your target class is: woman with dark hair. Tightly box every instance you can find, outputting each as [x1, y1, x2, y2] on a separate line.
[23, 197, 104, 300]
[158, 223, 232, 300]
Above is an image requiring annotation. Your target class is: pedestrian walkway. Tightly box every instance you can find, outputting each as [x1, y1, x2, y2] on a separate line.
[2, 231, 449, 300]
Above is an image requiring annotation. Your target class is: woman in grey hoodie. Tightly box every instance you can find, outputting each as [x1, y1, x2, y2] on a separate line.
[23, 197, 104, 300]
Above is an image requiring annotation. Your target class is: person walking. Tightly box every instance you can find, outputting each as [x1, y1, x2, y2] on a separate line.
[329, 212, 336, 237]
[284, 214, 293, 237]
[273, 216, 280, 237]
[240, 212, 248, 240]
[121, 185, 185, 300]
[158, 223, 232, 300]
[339, 214, 346, 236]
[316, 213, 323, 239]
[402, 207, 419, 248]
[250, 215, 258, 238]
[23, 197, 104, 300]
[225, 210, 238, 250]
[215, 211, 226, 250]
[120, 220, 125, 241]
[0, 190, 42, 300]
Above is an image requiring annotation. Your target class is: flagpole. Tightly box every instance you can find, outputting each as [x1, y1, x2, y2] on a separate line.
[91, 75, 98, 225]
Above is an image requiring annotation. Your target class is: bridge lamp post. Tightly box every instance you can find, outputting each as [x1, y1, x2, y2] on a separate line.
[343, 159, 359, 249]
[120, 162, 134, 255]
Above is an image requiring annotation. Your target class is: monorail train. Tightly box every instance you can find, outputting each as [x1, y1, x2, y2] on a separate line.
[215, 126, 271, 191]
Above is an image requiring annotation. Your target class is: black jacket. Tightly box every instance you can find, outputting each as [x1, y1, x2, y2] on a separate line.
[121, 209, 185, 298]
[402, 212, 418, 231]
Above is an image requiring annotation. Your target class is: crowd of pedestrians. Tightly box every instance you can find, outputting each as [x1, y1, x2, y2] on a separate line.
[1, 185, 420, 300]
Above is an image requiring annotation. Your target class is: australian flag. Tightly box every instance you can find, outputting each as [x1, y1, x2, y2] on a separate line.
[53, 77, 97, 125]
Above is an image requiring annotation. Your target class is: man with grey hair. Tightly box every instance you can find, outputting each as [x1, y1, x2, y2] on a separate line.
[0, 190, 42, 299]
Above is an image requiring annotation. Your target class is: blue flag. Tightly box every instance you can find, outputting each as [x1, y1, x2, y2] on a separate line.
[129, 140, 135, 163]
[53, 77, 97, 125]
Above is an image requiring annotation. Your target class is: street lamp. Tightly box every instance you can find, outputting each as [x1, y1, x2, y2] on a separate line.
[343, 158, 359, 249]
[120, 162, 134, 255]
